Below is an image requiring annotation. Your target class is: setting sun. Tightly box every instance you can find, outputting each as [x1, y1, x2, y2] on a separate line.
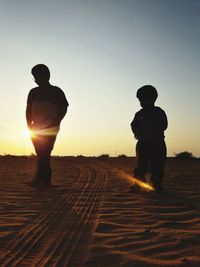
[23, 129, 32, 138]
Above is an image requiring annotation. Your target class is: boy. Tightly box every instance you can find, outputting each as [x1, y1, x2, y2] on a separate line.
[26, 64, 69, 186]
[130, 85, 168, 193]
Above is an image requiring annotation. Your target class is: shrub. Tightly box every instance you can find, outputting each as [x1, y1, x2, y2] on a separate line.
[98, 154, 110, 159]
[117, 154, 128, 158]
[174, 151, 195, 159]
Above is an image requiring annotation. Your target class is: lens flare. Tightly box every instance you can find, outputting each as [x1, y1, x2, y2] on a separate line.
[118, 170, 154, 191]
[23, 129, 32, 138]
[31, 126, 59, 138]
[132, 176, 154, 190]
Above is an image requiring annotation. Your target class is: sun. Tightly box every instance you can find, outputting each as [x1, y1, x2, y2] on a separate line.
[23, 129, 32, 138]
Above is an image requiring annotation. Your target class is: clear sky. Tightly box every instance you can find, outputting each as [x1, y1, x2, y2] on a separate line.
[0, 0, 199, 157]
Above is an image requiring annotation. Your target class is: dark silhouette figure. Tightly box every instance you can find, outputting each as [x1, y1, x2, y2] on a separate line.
[131, 85, 168, 193]
[26, 64, 69, 186]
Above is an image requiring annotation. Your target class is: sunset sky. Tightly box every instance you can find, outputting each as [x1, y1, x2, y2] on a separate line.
[0, 0, 199, 157]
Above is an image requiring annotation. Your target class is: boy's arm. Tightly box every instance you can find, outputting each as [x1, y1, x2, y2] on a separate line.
[26, 92, 32, 129]
[160, 110, 168, 131]
[130, 114, 140, 139]
[57, 90, 69, 123]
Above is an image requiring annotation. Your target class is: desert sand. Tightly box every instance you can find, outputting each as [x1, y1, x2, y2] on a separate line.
[0, 156, 200, 267]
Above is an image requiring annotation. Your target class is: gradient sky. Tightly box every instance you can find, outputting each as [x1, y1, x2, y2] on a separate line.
[0, 0, 199, 157]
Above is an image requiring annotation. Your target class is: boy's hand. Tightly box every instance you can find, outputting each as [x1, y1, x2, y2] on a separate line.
[133, 130, 140, 140]
[134, 134, 139, 140]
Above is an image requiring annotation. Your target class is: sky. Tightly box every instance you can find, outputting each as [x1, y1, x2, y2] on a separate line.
[0, 0, 199, 157]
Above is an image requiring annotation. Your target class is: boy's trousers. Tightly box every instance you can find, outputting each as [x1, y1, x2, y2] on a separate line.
[134, 139, 167, 184]
[31, 135, 56, 183]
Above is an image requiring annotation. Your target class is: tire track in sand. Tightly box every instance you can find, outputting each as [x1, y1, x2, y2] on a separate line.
[0, 167, 107, 267]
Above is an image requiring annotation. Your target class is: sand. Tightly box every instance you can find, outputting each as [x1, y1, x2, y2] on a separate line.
[0, 156, 200, 267]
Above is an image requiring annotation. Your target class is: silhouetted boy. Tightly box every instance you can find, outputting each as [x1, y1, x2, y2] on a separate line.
[131, 85, 167, 192]
[26, 64, 69, 186]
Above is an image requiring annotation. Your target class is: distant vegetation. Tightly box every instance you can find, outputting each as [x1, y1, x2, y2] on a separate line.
[174, 151, 195, 159]
[117, 154, 128, 159]
[98, 154, 110, 159]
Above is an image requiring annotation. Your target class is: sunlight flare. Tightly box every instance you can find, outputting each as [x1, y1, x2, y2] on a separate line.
[118, 170, 154, 191]
[132, 177, 154, 191]
[30, 126, 59, 138]
[23, 129, 32, 138]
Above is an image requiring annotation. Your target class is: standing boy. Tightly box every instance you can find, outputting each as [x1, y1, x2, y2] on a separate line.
[131, 85, 168, 193]
[26, 64, 69, 186]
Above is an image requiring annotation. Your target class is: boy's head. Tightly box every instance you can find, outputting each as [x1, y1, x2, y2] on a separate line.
[31, 64, 50, 86]
[136, 85, 158, 109]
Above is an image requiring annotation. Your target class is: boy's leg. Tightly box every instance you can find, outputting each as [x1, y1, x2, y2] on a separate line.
[31, 135, 56, 185]
[149, 140, 166, 189]
[134, 140, 149, 181]
[37, 151, 51, 184]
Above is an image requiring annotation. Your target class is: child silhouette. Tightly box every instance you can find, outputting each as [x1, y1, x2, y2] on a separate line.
[131, 85, 168, 193]
[26, 64, 69, 186]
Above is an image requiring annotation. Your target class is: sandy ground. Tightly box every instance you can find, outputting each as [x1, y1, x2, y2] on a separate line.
[0, 156, 200, 267]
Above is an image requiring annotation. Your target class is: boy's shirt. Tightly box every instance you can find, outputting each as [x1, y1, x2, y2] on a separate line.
[26, 85, 69, 135]
[131, 106, 167, 141]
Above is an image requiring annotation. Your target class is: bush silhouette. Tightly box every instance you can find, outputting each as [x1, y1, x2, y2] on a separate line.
[174, 151, 195, 159]
[98, 154, 110, 159]
[117, 154, 128, 159]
